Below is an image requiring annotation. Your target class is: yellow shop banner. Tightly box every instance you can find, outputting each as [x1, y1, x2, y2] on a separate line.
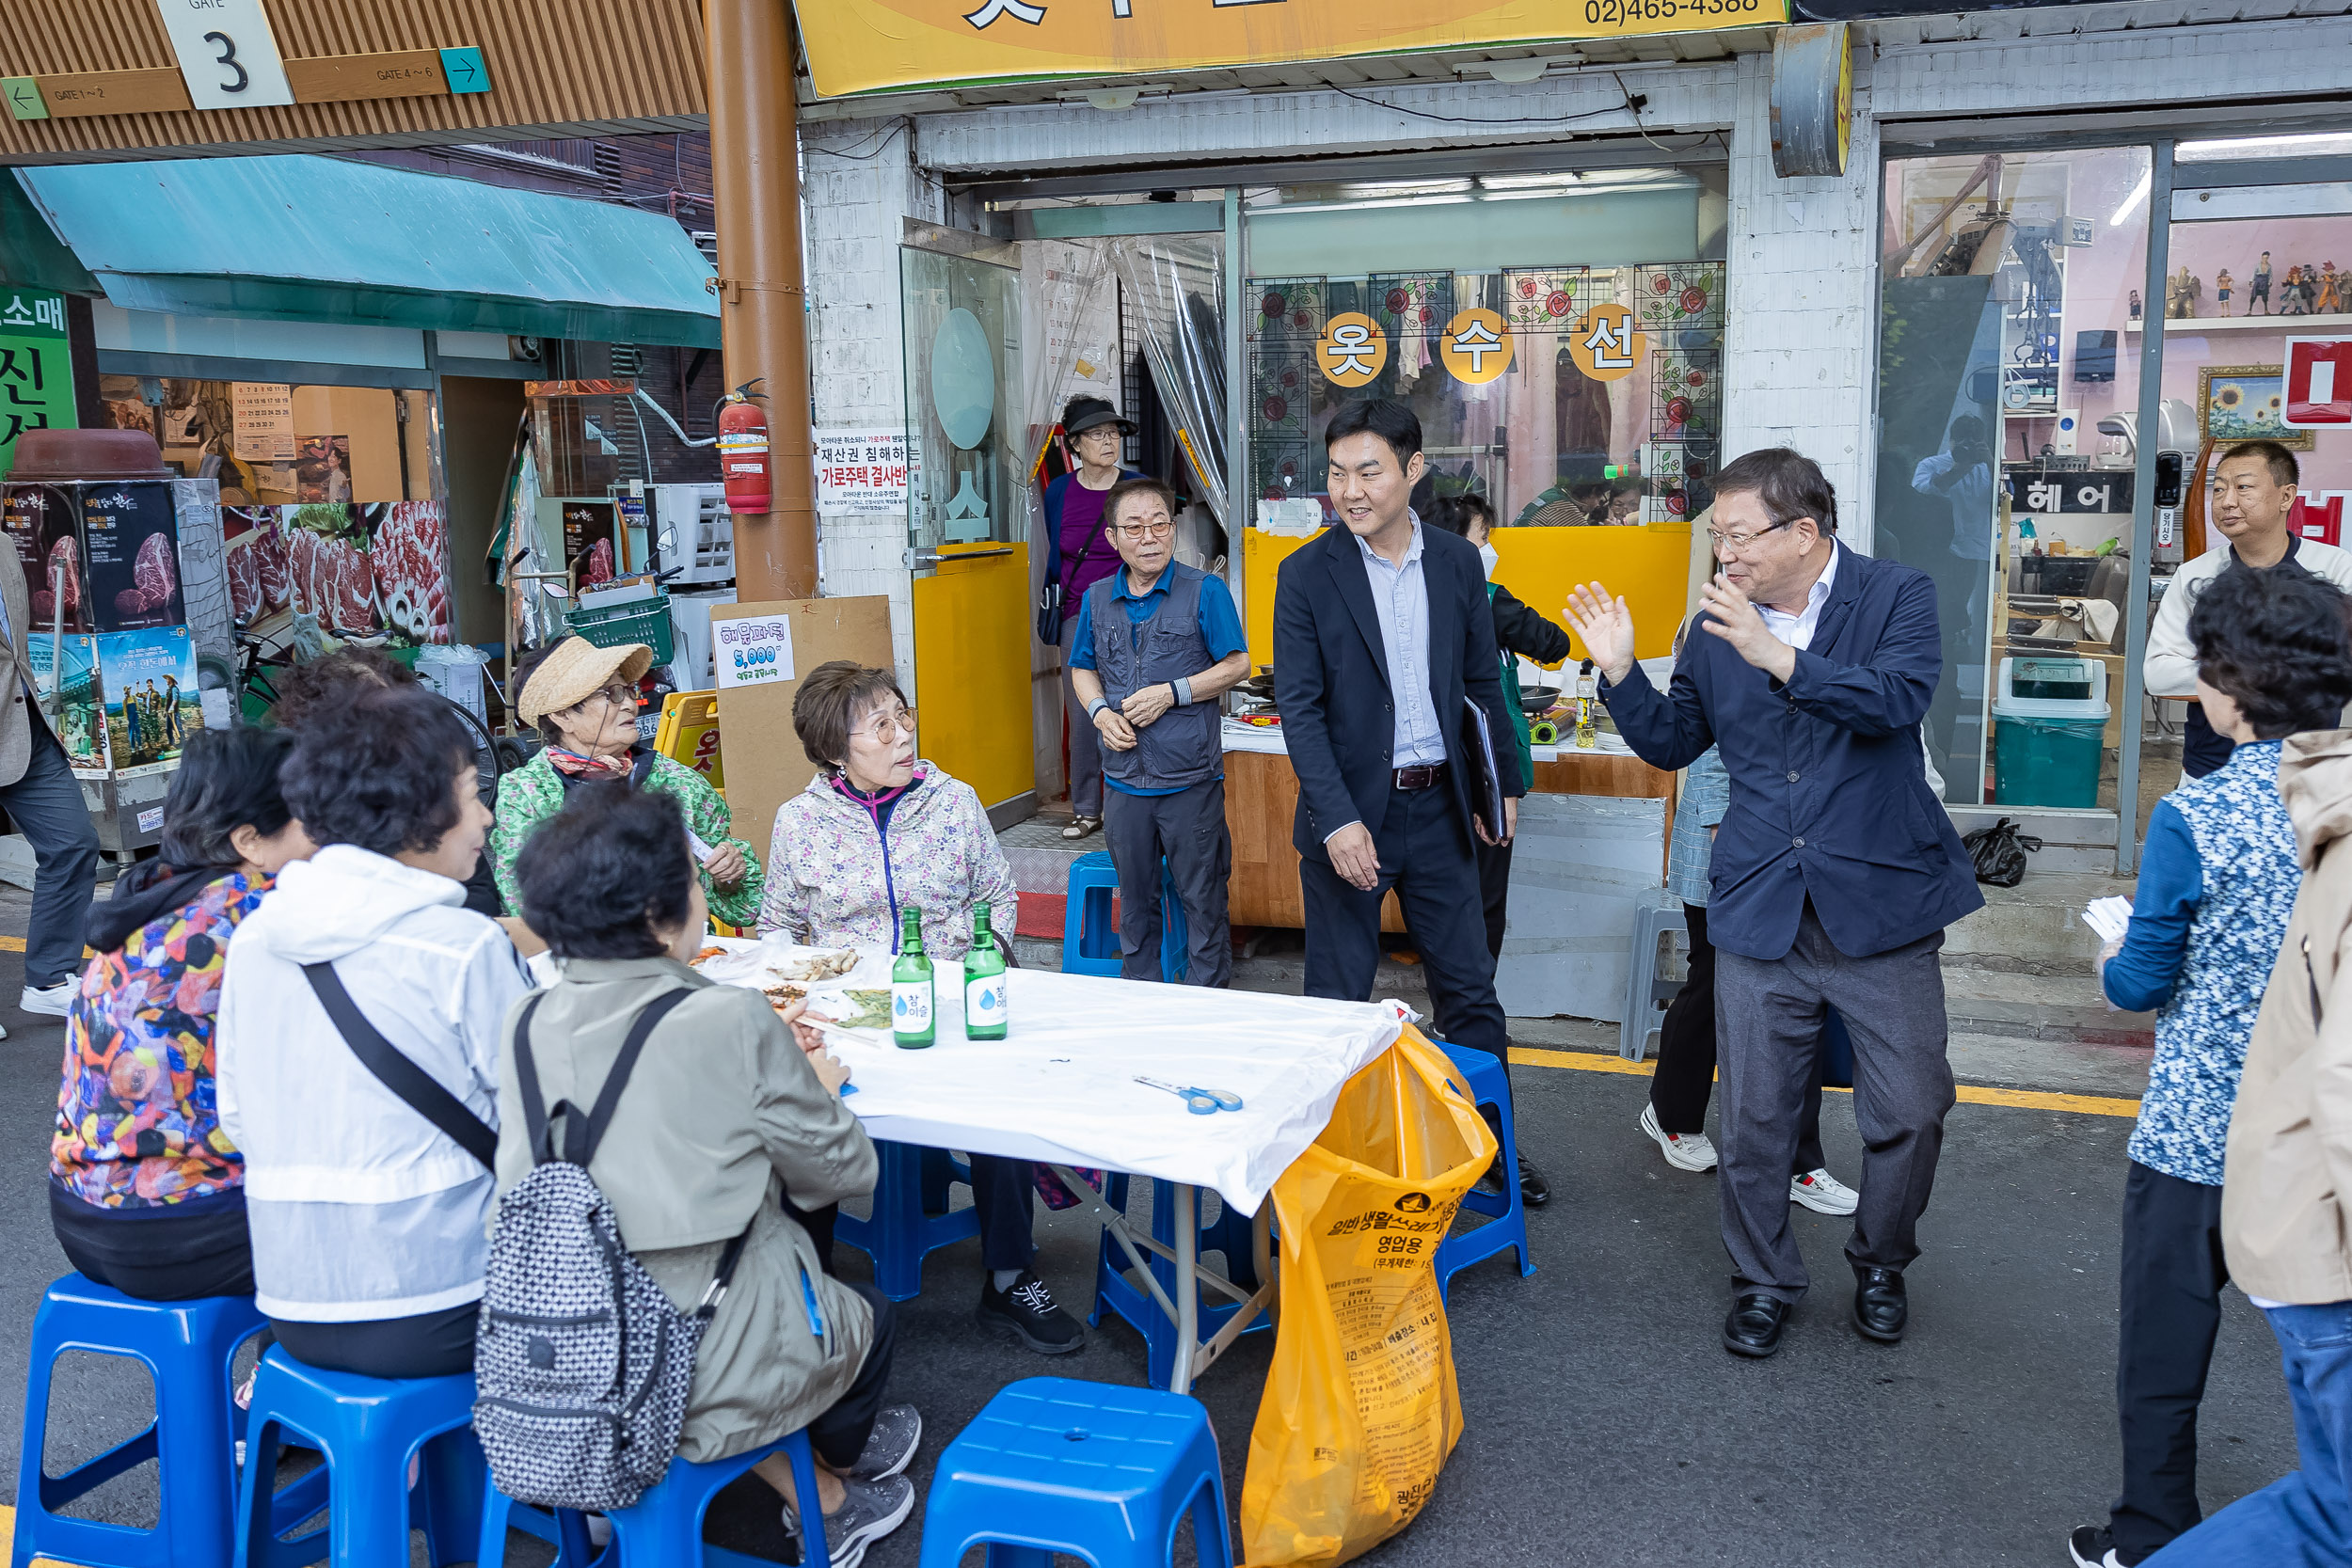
[794, 0, 1788, 98]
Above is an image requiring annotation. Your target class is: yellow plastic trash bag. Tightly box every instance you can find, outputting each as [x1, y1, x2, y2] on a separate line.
[1240, 1025, 1499, 1567]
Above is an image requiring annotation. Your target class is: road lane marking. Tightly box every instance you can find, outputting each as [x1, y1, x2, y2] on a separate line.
[1506, 1045, 2140, 1119]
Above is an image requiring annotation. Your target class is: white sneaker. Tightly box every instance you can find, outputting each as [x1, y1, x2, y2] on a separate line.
[1639, 1102, 1718, 1172]
[1790, 1167, 1860, 1215]
[20, 979, 72, 1018]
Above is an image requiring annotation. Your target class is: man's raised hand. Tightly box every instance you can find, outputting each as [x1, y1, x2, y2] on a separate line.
[1563, 583, 1638, 685]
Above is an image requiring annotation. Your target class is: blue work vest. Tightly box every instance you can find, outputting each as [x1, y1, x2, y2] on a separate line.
[1087, 563, 1219, 792]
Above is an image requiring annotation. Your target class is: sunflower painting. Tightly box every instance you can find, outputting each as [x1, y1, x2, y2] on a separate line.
[2199, 364, 2315, 451]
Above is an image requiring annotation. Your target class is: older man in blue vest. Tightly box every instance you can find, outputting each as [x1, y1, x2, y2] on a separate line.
[1068, 478, 1252, 986]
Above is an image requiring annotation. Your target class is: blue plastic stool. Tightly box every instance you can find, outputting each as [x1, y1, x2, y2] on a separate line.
[1063, 850, 1188, 982]
[1431, 1040, 1535, 1298]
[476, 1430, 833, 1567]
[12, 1274, 273, 1568]
[835, 1141, 979, 1301]
[232, 1346, 483, 1568]
[918, 1377, 1231, 1568]
[1090, 1178, 1269, 1390]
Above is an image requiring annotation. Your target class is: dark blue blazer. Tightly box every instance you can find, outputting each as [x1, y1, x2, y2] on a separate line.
[1602, 545, 1983, 961]
[1272, 522, 1523, 862]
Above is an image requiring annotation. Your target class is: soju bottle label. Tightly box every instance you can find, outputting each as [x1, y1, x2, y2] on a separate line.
[966, 975, 1008, 1031]
[893, 982, 932, 1033]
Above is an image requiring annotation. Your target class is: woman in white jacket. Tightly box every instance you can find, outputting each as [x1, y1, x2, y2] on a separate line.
[218, 688, 529, 1378]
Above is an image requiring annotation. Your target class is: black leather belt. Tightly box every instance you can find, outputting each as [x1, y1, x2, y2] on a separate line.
[1392, 764, 1447, 790]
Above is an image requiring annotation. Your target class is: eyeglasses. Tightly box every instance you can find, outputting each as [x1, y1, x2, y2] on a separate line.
[851, 707, 917, 742]
[580, 681, 639, 708]
[1115, 519, 1174, 541]
[1704, 518, 1797, 555]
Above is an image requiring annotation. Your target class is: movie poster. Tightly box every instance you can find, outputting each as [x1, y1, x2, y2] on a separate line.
[96, 626, 201, 779]
[27, 632, 108, 779]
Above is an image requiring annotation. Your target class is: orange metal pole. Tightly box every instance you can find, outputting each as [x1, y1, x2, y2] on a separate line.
[705, 0, 818, 599]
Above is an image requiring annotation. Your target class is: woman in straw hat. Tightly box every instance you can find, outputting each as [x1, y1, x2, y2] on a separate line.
[489, 636, 764, 928]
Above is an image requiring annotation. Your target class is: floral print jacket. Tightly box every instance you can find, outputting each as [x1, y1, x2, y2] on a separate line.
[490, 748, 766, 929]
[758, 762, 1018, 960]
[53, 871, 267, 1207]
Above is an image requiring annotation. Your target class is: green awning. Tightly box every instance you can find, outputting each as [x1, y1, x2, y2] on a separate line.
[13, 154, 719, 348]
[0, 178, 97, 297]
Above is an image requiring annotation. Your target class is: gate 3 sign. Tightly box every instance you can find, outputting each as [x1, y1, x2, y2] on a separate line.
[0, 288, 72, 478]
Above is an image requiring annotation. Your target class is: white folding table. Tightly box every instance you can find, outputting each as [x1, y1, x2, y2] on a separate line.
[707, 948, 1402, 1394]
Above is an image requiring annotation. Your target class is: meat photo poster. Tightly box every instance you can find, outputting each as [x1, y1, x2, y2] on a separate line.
[2, 483, 91, 634]
[360, 501, 451, 642]
[222, 506, 292, 628]
[95, 626, 199, 780]
[80, 483, 182, 632]
[26, 632, 108, 779]
[283, 504, 380, 634]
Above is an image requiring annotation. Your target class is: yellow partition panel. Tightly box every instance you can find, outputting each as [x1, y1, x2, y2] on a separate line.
[1242, 524, 1692, 671]
[912, 542, 1035, 812]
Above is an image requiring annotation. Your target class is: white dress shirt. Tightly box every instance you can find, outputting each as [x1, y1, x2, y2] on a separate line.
[1756, 541, 1840, 654]
[1355, 516, 1446, 767]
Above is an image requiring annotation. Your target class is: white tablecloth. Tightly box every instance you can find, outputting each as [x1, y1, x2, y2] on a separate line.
[704, 942, 1402, 1214]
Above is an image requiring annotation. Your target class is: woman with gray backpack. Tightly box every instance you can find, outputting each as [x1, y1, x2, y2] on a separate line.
[489, 784, 917, 1565]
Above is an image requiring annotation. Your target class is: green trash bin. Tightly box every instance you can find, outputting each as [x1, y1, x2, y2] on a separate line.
[1991, 656, 2110, 809]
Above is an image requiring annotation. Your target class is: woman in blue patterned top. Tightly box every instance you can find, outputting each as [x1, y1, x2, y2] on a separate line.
[2072, 563, 2352, 1568]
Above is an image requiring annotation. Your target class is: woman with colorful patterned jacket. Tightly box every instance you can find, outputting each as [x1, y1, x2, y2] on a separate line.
[50, 727, 314, 1300]
[489, 637, 764, 929]
[2072, 563, 2352, 1568]
[760, 661, 1083, 1358]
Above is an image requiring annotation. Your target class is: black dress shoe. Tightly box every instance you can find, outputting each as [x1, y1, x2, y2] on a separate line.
[1517, 1152, 1550, 1208]
[1852, 1265, 1907, 1342]
[1723, 1292, 1790, 1358]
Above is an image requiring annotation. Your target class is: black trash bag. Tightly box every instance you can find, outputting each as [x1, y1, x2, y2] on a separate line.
[1961, 816, 2042, 888]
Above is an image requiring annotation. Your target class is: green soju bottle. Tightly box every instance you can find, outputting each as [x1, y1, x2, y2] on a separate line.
[965, 902, 1009, 1041]
[892, 905, 934, 1049]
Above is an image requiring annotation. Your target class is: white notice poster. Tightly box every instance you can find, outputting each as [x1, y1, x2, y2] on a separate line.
[812, 429, 913, 515]
[230, 383, 295, 463]
[713, 612, 797, 690]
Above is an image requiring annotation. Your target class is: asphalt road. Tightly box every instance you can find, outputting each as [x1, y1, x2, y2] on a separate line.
[0, 883, 2300, 1565]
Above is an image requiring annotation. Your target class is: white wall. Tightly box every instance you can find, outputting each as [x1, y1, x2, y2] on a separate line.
[1721, 49, 1883, 549]
[801, 119, 938, 690]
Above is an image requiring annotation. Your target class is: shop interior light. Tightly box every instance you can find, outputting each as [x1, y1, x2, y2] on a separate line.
[2108, 171, 2150, 227]
[2177, 131, 2352, 162]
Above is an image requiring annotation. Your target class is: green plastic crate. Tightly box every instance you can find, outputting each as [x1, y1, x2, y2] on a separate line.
[565, 594, 675, 667]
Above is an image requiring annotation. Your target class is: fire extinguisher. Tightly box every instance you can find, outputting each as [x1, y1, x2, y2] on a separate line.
[715, 379, 771, 516]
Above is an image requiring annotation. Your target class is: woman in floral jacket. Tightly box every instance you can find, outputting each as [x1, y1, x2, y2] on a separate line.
[761, 660, 1082, 1358]
[490, 637, 764, 928]
[51, 727, 313, 1300]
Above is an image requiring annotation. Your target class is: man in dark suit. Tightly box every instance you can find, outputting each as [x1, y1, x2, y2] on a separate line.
[1274, 399, 1534, 1196]
[1565, 447, 1982, 1359]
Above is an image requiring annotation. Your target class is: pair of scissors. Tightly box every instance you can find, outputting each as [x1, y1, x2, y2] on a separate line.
[1135, 1076, 1244, 1116]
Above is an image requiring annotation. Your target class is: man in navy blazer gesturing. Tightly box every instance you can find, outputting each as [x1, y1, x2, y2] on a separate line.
[1567, 447, 1982, 1359]
[1275, 400, 1536, 1199]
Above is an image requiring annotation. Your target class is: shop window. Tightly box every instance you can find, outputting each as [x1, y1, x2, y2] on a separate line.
[1873, 147, 2152, 812]
[97, 375, 432, 505]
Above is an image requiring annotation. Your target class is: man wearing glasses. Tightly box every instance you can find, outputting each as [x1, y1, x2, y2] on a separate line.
[1067, 479, 1251, 986]
[1565, 448, 1981, 1360]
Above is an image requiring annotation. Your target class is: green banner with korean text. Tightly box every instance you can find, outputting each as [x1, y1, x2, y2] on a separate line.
[0, 286, 73, 478]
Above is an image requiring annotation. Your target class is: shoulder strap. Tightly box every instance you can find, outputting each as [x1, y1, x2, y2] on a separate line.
[303, 962, 499, 1170]
[565, 988, 694, 1166]
[511, 991, 558, 1165]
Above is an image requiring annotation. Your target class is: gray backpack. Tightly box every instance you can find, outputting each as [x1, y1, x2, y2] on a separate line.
[472, 989, 753, 1513]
